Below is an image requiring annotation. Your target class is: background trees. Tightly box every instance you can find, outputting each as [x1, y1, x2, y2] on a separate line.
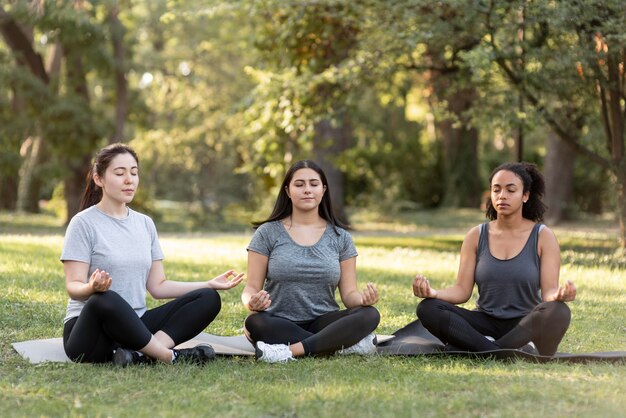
[1, 0, 624, 246]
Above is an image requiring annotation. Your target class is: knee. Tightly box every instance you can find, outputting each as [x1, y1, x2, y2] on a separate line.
[541, 301, 571, 326]
[84, 291, 124, 314]
[360, 306, 381, 328]
[191, 288, 221, 313]
[416, 298, 440, 320]
[244, 312, 267, 340]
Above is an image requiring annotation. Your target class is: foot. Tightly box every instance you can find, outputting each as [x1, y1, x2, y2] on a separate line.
[255, 341, 295, 363]
[173, 344, 216, 364]
[112, 348, 153, 367]
[337, 333, 377, 355]
[518, 341, 539, 355]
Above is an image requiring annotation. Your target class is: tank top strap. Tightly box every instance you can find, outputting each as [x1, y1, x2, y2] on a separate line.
[476, 222, 490, 260]
[522, 223, 543, 262]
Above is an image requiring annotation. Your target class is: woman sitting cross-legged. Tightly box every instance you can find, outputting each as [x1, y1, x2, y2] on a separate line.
[413, 162, 576, 356]
[62, 143, 244, 366]
[241, 160, 380, 363]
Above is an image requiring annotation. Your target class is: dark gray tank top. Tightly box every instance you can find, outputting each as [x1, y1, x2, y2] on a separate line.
[474, 222, 543, 319]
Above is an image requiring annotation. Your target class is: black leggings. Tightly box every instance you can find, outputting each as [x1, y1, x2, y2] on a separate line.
[244, 306, 380, 355]
[416, 299, 571, 356]
[63, 288, 221, 363]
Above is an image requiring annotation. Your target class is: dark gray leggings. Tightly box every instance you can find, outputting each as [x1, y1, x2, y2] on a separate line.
[63, 288, 221, 363]
[416, 299, 571, 356]
[244, 306, 380, 355]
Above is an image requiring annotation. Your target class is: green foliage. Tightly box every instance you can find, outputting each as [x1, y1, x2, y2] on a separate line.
[2, 0, 623, 230]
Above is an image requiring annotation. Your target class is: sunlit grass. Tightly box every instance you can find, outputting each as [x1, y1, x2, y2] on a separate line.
[1, 211, 625, 417]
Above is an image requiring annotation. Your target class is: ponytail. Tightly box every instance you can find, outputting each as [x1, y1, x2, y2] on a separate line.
[79, 167, 103, 211]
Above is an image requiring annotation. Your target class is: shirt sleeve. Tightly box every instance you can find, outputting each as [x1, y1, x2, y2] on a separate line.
[247, 223, 273, 257]
[146, 216, 165, 261]
[60, 216, 93, 263]
[339, 229, 358, 261]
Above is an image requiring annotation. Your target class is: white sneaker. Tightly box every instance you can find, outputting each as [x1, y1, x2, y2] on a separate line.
[255, 341, 295, 363]
[519, 341, 539, 355]
[338, 333, 377, 355]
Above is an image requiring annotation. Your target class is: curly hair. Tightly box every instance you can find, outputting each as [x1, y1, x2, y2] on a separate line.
[485, 162, 547, 222]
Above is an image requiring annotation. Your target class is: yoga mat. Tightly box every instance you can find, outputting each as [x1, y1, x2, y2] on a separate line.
[376, 319, 626, 363]
[11, 332, 255, 364]
[12, 333, 395, 364]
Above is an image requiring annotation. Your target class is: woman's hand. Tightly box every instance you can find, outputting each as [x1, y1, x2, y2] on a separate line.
[412, 274, 438, 299]
[248, 290, 272, 311]
[361, 283, 379, 306]
[208, 270, 245, 290]
[554, 280, 576, 302]
[89, 269, 112, 293]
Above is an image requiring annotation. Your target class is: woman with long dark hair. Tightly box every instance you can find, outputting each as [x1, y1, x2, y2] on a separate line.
[62, 143, 243, 366]
[413, 162, 576, 356]
[241, 160, 380, 362]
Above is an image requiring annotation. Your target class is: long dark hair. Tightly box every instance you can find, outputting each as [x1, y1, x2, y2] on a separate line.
[253, 160, 350, 231]
[485, 162, 547, 222]
[79, 143, 139, 211]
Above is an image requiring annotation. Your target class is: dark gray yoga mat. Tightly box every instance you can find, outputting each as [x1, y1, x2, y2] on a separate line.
[376, 319, 626, 363]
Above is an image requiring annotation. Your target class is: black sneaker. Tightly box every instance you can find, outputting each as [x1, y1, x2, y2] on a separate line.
[173, 344, 216, 364]
[113, 348, 152, 367]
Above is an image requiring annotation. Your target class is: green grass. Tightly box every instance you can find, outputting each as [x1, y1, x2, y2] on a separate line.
[1, 210, 625, 417]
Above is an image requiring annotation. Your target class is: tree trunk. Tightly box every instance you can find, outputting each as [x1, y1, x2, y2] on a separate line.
[426, 50, 481, 208]
[313, 115, 351, 223]
[108, 6, 127, 143]
[544, 130, 575, 225]
[62, 46, 98, 222]
[437, 108, 481, 208]
[16, 137, 45, 212]
[64, 163, 88, 222]
[0, 176, 18, 210]
[615, 165, 626, 250]
[1, 17, 48, 213]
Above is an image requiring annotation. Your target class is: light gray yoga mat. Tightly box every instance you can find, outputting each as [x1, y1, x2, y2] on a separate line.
[12, 332, 255, 364]
[12, 333, 395, 364]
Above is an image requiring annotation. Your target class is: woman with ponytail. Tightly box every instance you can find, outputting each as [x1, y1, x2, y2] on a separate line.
[61, 143, 244, 366]
[413, 162, 576, 356]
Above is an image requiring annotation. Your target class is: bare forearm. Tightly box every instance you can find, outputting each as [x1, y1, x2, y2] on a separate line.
[432, 285, 471, 304]
[66, 281, 94, 300]
[342, 290, 363, 308]
[148, 280, 207, 299]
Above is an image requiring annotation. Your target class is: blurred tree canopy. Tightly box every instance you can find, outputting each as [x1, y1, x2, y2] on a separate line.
[1, 0, 624, 245]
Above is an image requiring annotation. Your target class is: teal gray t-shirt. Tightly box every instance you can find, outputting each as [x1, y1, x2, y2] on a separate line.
[60, 206, 164, 323]
[247, 220, 358, 322]
[474, 222, 543, 319]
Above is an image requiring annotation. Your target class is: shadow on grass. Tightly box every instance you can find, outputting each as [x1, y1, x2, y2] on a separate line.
[0, 217, 65, 235]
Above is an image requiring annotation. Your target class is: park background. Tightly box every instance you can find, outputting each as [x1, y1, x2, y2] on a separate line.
[1, 1, 625, 417]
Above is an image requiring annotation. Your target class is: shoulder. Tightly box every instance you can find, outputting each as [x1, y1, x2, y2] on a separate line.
[466, 224, 482, 243]
[66, 207, 97, 230]
[537, 223, 558, 244]
[129, 208, 157, 228]
[457, 224, 481, 255]
[333, 224, 352, 237]
[328, 224, 353, 242]
[255, 220, 283, 235]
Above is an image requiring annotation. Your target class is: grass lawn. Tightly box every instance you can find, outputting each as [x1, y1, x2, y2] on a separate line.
[1, 210, 625, 417]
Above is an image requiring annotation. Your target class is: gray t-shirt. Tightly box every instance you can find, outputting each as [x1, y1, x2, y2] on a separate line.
[247, 220, 358, 322]
[60, 206, 164, 323]
[474, 222, 543, 319]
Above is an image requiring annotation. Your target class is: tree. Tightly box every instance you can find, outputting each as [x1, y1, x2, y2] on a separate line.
[480, 0, 626, 247]
[1, 1, 138, 222]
